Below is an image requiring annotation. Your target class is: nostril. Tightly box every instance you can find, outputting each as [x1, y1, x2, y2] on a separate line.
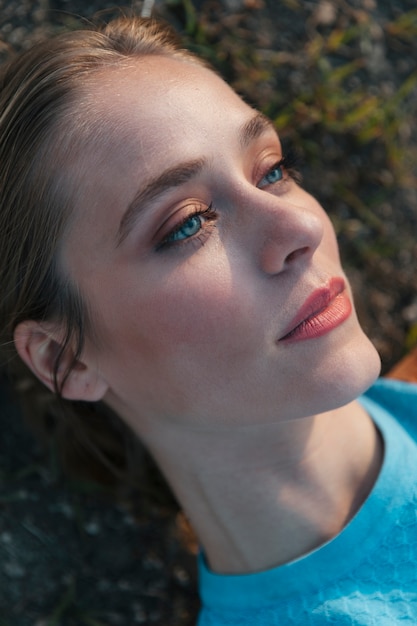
[285, 247, 309, 264]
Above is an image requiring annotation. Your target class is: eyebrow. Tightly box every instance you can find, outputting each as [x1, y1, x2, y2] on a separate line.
[116, 111, 275, 247]
[239, 111, 275, 149]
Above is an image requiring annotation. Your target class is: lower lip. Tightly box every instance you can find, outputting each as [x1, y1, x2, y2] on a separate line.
[279, 291, 352, 344]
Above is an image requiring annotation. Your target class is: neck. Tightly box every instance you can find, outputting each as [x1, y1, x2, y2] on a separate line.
[121, 400, 383, 574]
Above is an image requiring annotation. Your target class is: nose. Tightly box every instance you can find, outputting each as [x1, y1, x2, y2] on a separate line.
[251, 191, 324, 276]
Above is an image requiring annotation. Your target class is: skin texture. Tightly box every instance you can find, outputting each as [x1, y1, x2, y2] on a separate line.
[60, 58, 379, 424]
[17, 57, 383, 573]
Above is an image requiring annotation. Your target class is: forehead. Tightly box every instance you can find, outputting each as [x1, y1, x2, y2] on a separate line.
[88, 54, 246, 112]
[81, 56, 253, 161]
[60, 57, 256, 262]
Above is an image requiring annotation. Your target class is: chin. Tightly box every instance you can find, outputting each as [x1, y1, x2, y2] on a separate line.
[318, 332, 382, 411]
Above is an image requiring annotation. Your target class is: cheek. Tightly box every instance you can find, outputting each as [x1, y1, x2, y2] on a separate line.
[93, 256, 258, 367]
[87, 259, 263, 420]
[133, 270, 253, 360]
[322, 217, 341, 261]
[311, 197, 340, 261]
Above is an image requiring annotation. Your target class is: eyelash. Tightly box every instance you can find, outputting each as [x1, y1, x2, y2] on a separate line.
[157, 203, 217, 251]
[271, 150, 302, 185]
[157, 150, 302, 252]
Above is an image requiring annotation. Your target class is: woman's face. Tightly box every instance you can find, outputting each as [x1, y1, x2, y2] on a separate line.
[62, 56, 380, 430]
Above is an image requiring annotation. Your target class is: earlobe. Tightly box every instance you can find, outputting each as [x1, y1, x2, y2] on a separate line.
[13, 320, 108, 402]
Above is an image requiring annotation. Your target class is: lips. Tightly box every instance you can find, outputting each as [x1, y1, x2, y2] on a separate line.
[279, 277, 352, 343]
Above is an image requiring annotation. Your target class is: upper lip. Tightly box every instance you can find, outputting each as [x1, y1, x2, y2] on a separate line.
[279, 277, 346, 340]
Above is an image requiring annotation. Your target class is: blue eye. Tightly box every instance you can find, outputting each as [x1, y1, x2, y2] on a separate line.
[258, 162, 284, 188]
[258, 151, 302, 189]
[158, 204, 218, 251]
[169, 215, 202, 242]
[265, 165, 283, 184]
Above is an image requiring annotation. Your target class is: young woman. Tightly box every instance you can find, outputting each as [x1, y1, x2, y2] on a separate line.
[1, 15, 417, 625]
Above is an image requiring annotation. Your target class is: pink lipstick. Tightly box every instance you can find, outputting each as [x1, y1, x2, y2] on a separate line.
[279, 277, 352, 343]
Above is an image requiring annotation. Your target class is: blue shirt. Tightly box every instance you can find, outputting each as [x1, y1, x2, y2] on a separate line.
[198, 378, 417, 625]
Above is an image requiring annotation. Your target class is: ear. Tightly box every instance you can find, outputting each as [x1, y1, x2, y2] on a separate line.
[13, 320, 108, 402]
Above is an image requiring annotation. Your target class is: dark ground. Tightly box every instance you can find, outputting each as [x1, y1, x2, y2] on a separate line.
[0, 0, 417, 624]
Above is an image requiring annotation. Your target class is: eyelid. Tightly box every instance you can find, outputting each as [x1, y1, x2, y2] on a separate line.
[152, 200, 206, 241]
[257, 150, 302, 188]
[257, 157, 285, 189]
[155, 202, 217, 251]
